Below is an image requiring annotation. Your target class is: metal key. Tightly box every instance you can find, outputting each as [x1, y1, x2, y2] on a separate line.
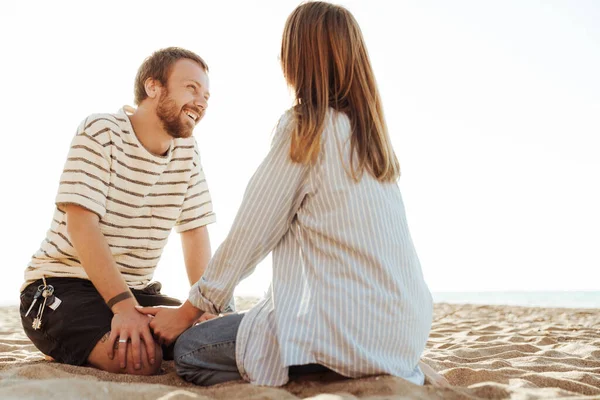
[43, 285, 57, 308]
[25, 285, 44, 317]
[32, 298, 43, 329]
[33, 300, 45, 330]
[32, 287, 52, 330]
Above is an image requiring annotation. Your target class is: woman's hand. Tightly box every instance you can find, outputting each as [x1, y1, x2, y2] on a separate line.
[196, 312, 219, 324]
[136, 301, 203, 346]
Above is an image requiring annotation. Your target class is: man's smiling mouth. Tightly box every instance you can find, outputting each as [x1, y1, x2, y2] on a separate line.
[184, 109, 199, 123]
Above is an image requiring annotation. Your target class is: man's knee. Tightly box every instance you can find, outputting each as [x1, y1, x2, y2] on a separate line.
[124, 343, 163, 376]
[87, 332, 163, 375]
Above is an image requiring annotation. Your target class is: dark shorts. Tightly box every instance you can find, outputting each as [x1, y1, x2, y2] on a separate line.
[19, 277, 182, 366]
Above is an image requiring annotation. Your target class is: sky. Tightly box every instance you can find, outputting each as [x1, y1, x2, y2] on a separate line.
[0, 0, 598, 306]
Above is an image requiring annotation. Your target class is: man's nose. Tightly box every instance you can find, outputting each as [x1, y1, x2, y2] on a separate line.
[194, 96, 208, 110]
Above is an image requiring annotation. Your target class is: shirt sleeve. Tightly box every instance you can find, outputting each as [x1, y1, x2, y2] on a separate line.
[175, 141, 216, 233]
[188, 111, 310, 313]
[55, 118, 111, 218]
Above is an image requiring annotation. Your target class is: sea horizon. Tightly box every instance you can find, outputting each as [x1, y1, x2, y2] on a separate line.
[2, 290, 599, 309]
[432, 290, 600, 309]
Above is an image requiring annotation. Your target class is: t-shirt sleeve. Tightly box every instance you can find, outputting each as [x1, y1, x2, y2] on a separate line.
[175, 141, 216, 233]
[55, 118, 111, 218]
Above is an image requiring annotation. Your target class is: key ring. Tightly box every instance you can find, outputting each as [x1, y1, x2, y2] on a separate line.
[42, 285, 54, 297]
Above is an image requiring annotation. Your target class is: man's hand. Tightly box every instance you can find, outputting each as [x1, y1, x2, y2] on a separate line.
[137, 301, 203, 346]
[64, 204, 157, 371]
[107, 308, 155, 370]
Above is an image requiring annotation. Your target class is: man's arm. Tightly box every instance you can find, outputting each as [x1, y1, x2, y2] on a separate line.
[180, 226, 211, 286]
[181, 226, 222, 323]
[64, 204, 156, 370]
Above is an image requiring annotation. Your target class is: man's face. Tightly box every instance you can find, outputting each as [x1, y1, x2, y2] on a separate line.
[155, 59, 210, 139]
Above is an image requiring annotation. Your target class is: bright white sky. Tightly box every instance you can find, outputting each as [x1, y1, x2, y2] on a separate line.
[0, 1, 598, 306]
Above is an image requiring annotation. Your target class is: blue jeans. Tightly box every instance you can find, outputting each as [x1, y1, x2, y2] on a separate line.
[174, 313, 330, 386]
[174, 313, 244, 386]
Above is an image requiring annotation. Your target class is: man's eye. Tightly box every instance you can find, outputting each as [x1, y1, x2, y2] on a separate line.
[187, 85, 196, 92]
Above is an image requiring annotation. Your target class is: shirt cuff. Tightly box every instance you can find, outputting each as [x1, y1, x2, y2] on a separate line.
[175, 213, 216, 233]
[188, 280, 220, 314]
[56, 194, 106, 219]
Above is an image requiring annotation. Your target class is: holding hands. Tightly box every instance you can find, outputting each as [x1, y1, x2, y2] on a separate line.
[103, 299, 217, 371]
[137, 300, 213, 346]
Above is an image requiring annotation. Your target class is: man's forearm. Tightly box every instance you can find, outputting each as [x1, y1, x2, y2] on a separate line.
[66, 206, 137, 312]
[181, 226, 211, 285]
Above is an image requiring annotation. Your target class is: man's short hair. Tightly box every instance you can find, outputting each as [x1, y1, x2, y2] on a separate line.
[134, 47, 209, 105]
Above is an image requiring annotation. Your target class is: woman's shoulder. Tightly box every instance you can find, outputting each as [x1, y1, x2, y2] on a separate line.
[272, 109, 295, 138]
[278, 108, 295, 126]
[281, 105, 348, 120]
[324, 108, 351, 136]
[277, 106, 350, 135]
[329, 107, 350, 123]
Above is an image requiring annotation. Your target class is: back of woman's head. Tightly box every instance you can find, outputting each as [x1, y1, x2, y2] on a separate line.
[281, 1, 400, 182]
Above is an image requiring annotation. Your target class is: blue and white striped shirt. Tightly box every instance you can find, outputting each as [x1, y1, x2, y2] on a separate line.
[189, 109, 433, 386]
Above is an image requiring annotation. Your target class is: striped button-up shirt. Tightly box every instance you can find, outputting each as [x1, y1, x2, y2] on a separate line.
[189, 109, 433, 386]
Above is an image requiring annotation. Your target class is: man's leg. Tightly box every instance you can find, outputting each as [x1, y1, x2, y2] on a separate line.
[86, 281, 184, 374]
[174, 313, 244, 386]
[20, 277, 161, 375]
[87, 331, 162, 375]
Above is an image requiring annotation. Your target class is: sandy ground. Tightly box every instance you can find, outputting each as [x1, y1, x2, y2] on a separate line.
[1, 298, 599, 399]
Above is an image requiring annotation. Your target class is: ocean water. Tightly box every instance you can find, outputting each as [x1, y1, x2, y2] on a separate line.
[3, 291, 599, 309]
[432, 291, 600, 309]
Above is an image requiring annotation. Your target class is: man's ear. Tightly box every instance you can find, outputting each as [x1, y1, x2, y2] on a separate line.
[144, 78, 161, 99]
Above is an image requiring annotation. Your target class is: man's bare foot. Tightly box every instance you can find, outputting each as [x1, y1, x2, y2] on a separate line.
[419, 361, 450, 387]
[44, 355, 55, 362]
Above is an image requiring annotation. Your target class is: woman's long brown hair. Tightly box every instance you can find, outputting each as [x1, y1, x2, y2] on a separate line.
[281, 1, 400, 182]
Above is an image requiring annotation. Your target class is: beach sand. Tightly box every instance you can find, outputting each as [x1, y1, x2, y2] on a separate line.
[1, 298, 599, 399]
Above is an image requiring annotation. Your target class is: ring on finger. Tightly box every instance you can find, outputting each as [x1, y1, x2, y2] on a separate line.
[118, 338, 128, 343]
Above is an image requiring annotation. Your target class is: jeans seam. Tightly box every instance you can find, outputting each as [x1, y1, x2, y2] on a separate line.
[177, 340, 236, 365]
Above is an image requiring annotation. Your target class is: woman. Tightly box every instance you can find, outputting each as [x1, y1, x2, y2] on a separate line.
[141, 1, 434, 387]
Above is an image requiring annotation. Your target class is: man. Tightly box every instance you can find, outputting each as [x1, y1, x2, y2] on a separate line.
[19, 47, 221, 375]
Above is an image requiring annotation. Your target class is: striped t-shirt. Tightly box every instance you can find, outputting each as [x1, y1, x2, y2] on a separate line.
[23, 106, 216, 291]
[189, 109, 433, 386]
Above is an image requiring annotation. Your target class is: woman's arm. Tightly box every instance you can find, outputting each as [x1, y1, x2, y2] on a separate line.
[141, 112, 312, 342]
[190, 112, 311, 313]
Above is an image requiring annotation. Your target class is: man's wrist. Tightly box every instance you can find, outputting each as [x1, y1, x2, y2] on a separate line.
[110, 296, 139, 314]
[107, 291, 133, 309]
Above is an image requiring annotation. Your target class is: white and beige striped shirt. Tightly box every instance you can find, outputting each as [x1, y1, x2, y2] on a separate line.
[189, 109, 433, 386]
[23, 106, 215, 291]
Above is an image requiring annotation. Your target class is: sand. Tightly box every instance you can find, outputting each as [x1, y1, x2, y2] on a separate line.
[1, 299, 599, 399]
